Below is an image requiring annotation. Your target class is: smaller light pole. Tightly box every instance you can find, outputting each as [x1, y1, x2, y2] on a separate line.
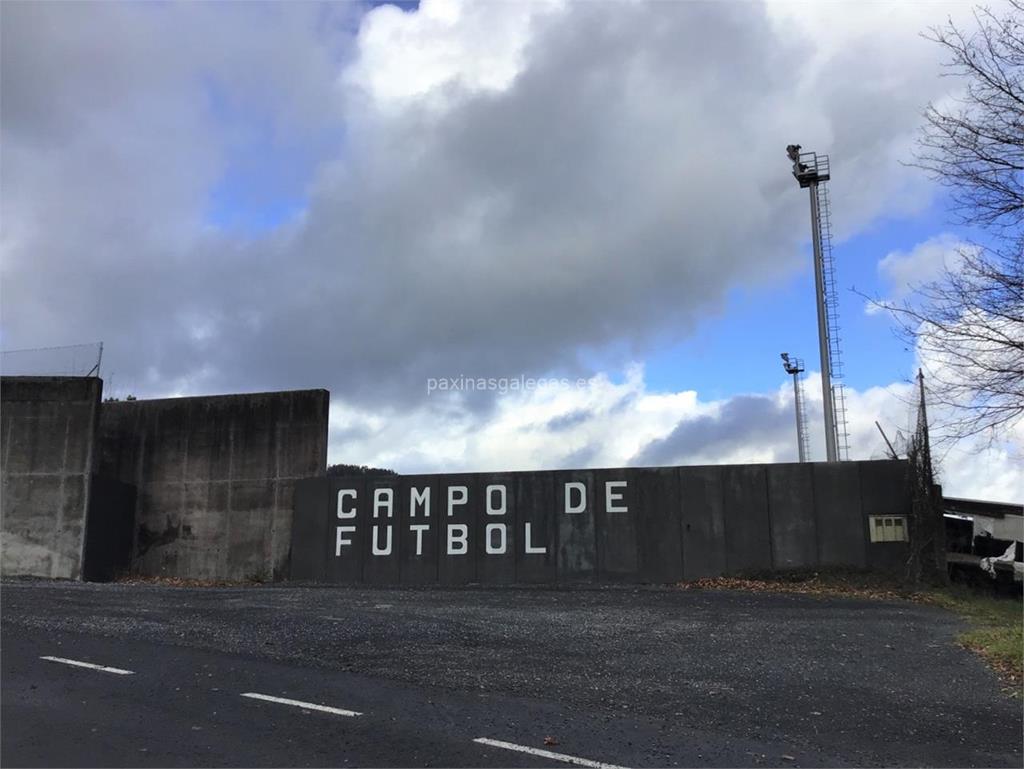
[781, 353, 810, 463]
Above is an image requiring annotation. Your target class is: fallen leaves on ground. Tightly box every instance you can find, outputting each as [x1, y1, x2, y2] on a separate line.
[114, 575, 263, 588]
[676, 574, 915, 602]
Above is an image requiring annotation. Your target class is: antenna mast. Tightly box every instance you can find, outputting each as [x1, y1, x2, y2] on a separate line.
[785, 145, 850, 462]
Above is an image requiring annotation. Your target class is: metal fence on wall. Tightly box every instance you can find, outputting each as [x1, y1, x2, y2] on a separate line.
[0, 342, 103, 378]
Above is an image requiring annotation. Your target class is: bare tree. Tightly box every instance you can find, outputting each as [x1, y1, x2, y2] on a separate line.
[905, 370, 947, 586]
[881, 2, 1024, 443]
[916, 1, 1024, 234]
[887, 246, 1023, 441]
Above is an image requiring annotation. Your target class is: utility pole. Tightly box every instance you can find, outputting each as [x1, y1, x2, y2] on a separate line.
[785, 144, 849, 462]
[781, 353, 810, 462]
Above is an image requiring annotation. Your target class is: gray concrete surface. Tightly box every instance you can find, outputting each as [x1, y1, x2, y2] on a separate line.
[1, 377, 103, 579]
[2, 580, 1020, 767]
[97, 389, 329, 581]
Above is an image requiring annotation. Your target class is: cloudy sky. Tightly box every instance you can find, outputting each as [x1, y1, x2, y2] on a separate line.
[2, 0, 1021, 502]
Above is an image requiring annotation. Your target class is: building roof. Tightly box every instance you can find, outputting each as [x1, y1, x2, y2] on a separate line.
[943, 497, 1024, 520]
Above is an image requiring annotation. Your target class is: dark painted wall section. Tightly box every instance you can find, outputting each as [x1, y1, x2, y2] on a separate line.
[326, 475, 363, 584]
[289, 475, 330, 582]
[633, 468, 683, 583]
[556, 470, 597, 581]
[96, 389, 329, 581]
[768, 463, 818, 570]
[82, 475, 135, 581]
[476, 473, 517, 584]
[595, 469, 640, 580]
[399, 475, 440, 584]
[680, 466, 727, 579]
[1, 377, 102, 579]
[515, 472, 557, 583]
[291, 460, 912, 584]
[438, 473, 478, 585]
[813, 462, 866, 567]
[722, 464, 773, 574]
[859, 460, 912, 573]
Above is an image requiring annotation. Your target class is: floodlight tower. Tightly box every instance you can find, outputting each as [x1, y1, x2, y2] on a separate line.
[781, 353, 810, 463]
[785, 144, 850, 462]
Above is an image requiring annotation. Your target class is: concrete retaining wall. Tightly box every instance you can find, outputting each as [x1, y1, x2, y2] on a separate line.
[290, 460, 911, 584]
[3, 376, 907, 587]
[1, 377, 102, 579]
[96, 389, 329, 581]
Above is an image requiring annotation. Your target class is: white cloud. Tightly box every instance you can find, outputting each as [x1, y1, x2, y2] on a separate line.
[4, 1, 1017, 502]
[328, 365, 1023, 503]
[2, 0, 975, 406]
[870, 233, 971, 313]
[343, 0, 562, 109]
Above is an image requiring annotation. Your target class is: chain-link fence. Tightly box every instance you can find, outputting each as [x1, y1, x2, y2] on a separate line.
[0, 342, 103, 377]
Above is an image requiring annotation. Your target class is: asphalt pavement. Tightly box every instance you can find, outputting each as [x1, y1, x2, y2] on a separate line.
[1, 580, 1020, 768]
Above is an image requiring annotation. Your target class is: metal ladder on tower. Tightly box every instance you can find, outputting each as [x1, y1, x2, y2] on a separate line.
[795, 367, 811, 463]
[814, 181, 850, 461]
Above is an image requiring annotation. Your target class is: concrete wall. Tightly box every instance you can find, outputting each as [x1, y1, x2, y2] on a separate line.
[1, 376, 102, 579]
[96, 389, 329, 581]
[1, 380, 909, 588]
[290, 460, 911, 584]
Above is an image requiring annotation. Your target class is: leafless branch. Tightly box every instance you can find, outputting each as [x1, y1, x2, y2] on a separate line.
[878, 2, 1024, 447]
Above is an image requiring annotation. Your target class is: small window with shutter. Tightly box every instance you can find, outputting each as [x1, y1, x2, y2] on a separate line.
[869, 515, 909, 543]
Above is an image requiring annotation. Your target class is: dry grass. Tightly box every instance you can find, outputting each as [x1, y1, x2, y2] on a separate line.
[923, 587, 1022, 689]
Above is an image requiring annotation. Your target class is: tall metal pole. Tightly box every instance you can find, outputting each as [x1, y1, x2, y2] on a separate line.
[791, 371, 807, 463]
[809, 182, 838, 462]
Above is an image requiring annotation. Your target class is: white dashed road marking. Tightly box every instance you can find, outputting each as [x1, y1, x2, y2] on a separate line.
[240, 692, 362, 717]
[473, 738, 631, 769]
[40, 656, 135, 675]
